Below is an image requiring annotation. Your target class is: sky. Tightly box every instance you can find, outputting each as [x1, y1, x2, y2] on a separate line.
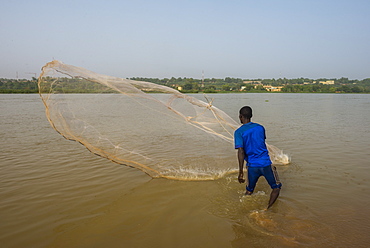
[1, 0, 369, 80]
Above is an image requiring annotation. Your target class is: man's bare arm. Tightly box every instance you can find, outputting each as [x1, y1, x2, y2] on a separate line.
[237, 147, 245, 183]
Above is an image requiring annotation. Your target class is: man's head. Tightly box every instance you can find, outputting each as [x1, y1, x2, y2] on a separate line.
[239, 106, 252, 123]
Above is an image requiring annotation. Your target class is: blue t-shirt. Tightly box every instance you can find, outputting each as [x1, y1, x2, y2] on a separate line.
[234, 122, 272, 168]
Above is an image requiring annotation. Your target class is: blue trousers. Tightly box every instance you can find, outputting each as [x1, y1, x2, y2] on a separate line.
[246, 165, 282, 192]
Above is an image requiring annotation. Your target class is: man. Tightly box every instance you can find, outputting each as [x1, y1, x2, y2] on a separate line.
[234, 106, 282, 209]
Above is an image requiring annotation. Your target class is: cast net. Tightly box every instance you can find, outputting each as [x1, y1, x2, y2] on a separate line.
[38, 60, 289, 180]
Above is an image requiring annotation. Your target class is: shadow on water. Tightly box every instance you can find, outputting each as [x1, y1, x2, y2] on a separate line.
[209, 175, 336, 248]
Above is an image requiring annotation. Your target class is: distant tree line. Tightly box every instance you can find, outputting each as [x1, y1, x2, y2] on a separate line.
[1, 77, 370, 93]
[37, 77, 115, 93]
[131, 77, 370, 93]
[0, 77, 38, 93]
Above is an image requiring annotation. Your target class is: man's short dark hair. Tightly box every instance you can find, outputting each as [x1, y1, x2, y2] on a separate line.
[239, 106, 252, 119]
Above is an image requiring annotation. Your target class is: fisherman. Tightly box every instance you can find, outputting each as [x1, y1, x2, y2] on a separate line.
[234, 106, 282, 209]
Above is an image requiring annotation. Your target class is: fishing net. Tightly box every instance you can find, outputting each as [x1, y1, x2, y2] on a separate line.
[38, 60, 289, 180]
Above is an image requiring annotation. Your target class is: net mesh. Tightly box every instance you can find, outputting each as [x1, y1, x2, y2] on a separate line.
[38, 60, 289, 180]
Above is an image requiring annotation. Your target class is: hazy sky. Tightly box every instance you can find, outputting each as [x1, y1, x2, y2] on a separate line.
[1, 0, 369, 79]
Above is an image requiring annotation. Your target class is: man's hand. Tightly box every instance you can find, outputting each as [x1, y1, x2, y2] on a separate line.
[238, 172, 245, 183]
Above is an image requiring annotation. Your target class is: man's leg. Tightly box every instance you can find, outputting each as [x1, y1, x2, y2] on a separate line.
[264, 165, 282, 209]
[267, 188, 280, 209]
[246, 167, 260, 195]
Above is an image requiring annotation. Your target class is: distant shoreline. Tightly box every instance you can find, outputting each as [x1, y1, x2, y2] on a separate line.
[1, 77, 370, 94]
[1, 91, 369, 94]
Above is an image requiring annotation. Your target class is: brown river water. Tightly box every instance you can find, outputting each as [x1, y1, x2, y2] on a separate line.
[1, 93, 370, 248]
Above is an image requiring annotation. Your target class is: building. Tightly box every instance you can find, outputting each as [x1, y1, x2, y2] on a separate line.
[263, 85, 283, 92]
[319, 80, 335, 85]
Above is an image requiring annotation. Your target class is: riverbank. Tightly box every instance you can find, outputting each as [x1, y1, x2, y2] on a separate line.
[1, 77, 370, 94]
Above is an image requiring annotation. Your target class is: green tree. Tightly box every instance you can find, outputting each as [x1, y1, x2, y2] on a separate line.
[222, 84, 231, 91]
[184, 83, 193, 90]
